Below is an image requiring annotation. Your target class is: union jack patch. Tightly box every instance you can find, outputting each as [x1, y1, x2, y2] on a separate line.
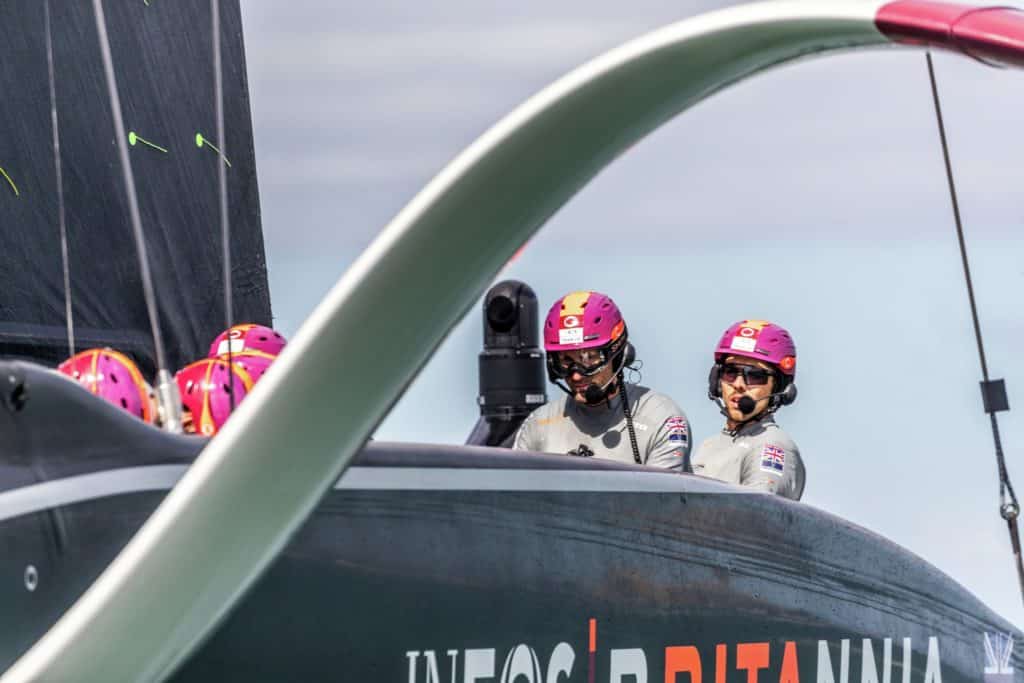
[664, 416, 688, 442]
[760, 444, 785, 473]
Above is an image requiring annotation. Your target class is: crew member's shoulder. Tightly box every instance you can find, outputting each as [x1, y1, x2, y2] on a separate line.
[760, 421, 798, 451]
[632, 385, 686, 416]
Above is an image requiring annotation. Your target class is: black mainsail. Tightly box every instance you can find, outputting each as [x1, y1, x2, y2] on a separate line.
[0, 0, 271, 374]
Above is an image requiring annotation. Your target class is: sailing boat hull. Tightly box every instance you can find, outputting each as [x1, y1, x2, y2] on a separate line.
[0, 362, 1016, 681]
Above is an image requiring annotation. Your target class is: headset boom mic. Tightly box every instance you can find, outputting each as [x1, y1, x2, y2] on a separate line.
[737, 395, 758, 414]
[583, 384, 605, 405]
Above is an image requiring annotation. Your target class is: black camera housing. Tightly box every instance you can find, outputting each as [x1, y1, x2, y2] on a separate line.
[468, 280, 547, 446]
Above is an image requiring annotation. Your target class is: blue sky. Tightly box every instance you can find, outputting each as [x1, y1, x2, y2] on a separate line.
[241, 2, 1024, 627]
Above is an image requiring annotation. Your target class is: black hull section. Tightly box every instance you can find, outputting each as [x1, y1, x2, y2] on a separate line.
[0, 362, 1018, 681]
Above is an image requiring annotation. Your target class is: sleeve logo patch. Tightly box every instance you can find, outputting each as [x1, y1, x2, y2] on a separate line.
[760, 444, 785, 473]
[665, 416, 688, 442]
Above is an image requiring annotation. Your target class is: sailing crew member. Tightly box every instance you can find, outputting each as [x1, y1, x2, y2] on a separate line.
[208, 322, 288, 383]
[512, 290, 692, 471]
[58, 348, 156, 423]
[692, 320, 804, 500]
[173, 323, 286, 435]
[175, 357, 256, 436]
[208, 323, 286, 358]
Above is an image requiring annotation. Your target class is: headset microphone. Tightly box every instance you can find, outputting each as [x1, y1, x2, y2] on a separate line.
[736, 383, 798, 414]
[737, 395, 758, 415]
[583, 384, 606, 405]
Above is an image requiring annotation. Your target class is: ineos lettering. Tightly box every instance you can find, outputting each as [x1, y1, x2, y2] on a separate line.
[609, 649, 646, 683]
[406, 635, 943, 682]
[500, 645, 543, 683]
[407, 644, 573, 683]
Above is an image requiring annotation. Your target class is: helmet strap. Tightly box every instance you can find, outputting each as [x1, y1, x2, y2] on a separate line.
[718, 397, 779, 436]
[549, 371, 619, 403]
[715, 375, 789, 436]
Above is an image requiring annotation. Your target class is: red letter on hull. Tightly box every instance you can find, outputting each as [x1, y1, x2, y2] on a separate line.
[665, 646, 702, 683]
[779, 642, 799, 683]
[736, 643, 770, 683]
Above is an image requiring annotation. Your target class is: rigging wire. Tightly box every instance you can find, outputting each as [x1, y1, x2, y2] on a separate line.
[44, 0, 75, 356]
[212, 0, 236, 412]
[91, 0, 182, 432]
[925, 51, 1024, 604]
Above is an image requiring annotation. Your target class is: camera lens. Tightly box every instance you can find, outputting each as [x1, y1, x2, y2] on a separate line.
[486, 295, 517, 333]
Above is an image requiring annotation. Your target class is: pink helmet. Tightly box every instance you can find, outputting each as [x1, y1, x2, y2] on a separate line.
[714, 320, 797, 376]
[543, 290, 626, 352]
[208, 323, 286, 358]
[220, 350, 276, 383]
[58, 348, 154, 422]
[175, 358, 255, 436]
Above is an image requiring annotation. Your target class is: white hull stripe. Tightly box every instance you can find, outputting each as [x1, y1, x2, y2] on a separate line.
[0, 465, 748, 523]
[0, 466, 187, 524]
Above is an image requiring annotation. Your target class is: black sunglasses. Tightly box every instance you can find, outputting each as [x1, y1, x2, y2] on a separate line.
[720, 363, 775, 386]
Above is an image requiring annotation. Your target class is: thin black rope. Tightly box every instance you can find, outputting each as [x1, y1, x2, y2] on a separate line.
[44, 0, 74, 356]
[926, 51, 1023, 603]
[926, 54, 990, 381]
[212, 0, 235, 412]
[92, 0, 168, 376]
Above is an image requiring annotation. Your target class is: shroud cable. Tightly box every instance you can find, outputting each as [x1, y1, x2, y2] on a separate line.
[926, 51, 1023, 604]
[91, 0, 182, 432]
[44, 0, 75, 357]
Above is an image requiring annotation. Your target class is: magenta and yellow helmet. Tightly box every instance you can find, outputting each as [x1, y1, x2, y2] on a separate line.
[219, 349, 276, 383]
[208, 323, 286, 358]
[543, 290, 631, 386]
[714, 319, 796, 377]
[175, 358, 256, 436]
[58, 348, 154, 423]
[543, 290, 626, 352]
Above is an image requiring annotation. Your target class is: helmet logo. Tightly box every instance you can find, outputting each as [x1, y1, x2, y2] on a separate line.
[779, 356, 796, 373]
[731, 322, 764, 352]
[216, 339, 245, 356]
[562, 315, 580, 328]
[558, 327, 584, 345]
[229, 328, 243, 339]
[610, 320, 625, 341]
[730, 335, 757, 352]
